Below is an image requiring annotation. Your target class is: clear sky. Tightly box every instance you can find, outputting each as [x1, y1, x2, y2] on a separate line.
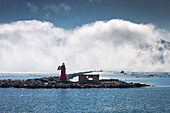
[0, 0, 170, 31]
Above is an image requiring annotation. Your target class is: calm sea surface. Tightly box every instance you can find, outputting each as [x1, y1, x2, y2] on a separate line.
[0, 72, 170, 113]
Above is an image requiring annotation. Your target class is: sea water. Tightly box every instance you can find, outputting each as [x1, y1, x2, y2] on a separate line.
[0, 72, 170, 113]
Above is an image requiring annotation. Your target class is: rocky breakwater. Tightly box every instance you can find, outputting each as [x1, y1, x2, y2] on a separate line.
[0, 76, 149, 89]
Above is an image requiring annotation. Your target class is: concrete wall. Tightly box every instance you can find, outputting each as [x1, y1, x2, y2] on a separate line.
[79, 74, 99, 83]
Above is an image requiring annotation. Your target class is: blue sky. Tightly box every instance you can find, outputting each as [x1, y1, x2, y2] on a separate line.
[0, 0, 170, 31]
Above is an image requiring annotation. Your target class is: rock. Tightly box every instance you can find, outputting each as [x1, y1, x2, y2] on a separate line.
[120, 70, 124, 73]
[148, 74, 154, 77]
[0, 76, 149, 89]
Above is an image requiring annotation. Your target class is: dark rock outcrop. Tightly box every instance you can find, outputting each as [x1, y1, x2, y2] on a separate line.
[120, 71, 124, 74]
[0, 75, 149, 89]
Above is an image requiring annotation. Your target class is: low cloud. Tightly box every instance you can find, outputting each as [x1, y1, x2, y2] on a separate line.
[0, 19, 170, 72]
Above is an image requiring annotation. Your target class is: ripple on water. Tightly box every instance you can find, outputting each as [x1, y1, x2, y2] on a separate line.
[0, 87, 170, 113]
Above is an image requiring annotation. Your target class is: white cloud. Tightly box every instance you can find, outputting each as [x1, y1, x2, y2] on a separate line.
[0, 19, 170, 72]
[45, 12, 50, 19]
[26, 2, 37, 13]
[89, 0, 101, 3]
[44, 3, 71, 12]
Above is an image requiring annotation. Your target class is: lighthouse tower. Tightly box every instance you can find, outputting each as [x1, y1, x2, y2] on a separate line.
[59, 63, 67, 81]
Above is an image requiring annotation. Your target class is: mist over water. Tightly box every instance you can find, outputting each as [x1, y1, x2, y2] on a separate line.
[0, 19, 170, 72]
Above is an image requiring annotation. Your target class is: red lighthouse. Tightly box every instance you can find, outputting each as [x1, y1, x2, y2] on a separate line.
[57, 63, 67, 81]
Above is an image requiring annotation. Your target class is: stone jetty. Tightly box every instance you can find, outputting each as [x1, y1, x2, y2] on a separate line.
[0, 73, 149, 89]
